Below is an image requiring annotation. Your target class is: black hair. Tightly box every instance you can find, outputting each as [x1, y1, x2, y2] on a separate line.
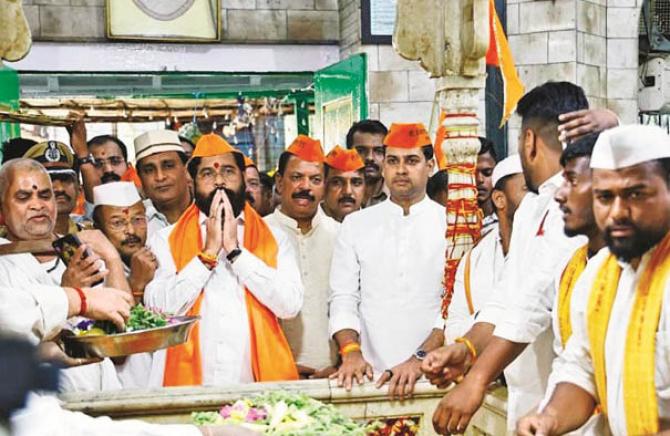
[478, 137, 498, 162]
[516, 81, 589, 126]
[345, 119, 388, 149]
[178, 136, 195, 149]
[276, 152, 328, 178]
[87, 135, 129, 161]
[1, 138, 37, 164]
[427, 169, 449, 201]
[421, 144, 434, 161]
[187, 152, 245, 181]
[559, 133, 599, 167]
[259, 172, 274, 191]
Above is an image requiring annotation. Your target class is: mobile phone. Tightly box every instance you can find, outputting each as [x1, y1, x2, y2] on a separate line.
[52, 234, 103, 286]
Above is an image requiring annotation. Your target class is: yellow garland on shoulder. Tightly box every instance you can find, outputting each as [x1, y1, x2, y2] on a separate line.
[587, 232, 670, 434]
[587, 255, 621, 417]
[624, 233, 670, 434]
[557, 245, 588, 348]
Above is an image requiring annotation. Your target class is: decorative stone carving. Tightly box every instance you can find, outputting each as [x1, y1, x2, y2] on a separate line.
[0, 0, 32, 62]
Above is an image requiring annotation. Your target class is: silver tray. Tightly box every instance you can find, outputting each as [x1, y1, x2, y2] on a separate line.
[62, 316, 200, 358]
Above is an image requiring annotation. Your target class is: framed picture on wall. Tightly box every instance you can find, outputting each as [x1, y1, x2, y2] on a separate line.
[361, 0, 397, 44]
[106, 0, 221, 42]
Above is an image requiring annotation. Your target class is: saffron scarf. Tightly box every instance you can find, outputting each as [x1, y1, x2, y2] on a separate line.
[163, 202, 298, 386]
[557, 245, 588, 348]
[587, 233, 670, 434]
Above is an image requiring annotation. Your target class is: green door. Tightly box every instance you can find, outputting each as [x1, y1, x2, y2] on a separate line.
[0, 63, 20, 153]
[314, 53, 368, 152]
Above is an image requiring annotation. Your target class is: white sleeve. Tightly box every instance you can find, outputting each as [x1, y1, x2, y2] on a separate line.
[0, 285, 68, 343]
[445, 255, 473, 341]
[328, 218, 362, 337]
[494, 205, 585, 343]
[144, 230, 212, 315]
[230, 226, 304, 319]
[12, 394, 201, 436]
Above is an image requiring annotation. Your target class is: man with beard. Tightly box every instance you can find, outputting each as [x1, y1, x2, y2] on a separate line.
[0, 158, 131, 393]
[424, 82, 597, 434]
[134, 130, 192, 236]
[476, 138, 499, 234]
[145, 133, 302, 387]
[518, 125, 670, 436]
[322, 145, 366, 222]
[92, 182, 157, 302]
[445, 154, 526, 340]
[329, 123, 446, 400]
[265, 135, 340, 378]
[346, 119, 389, 208]
[23, 140, 90, 235]
[243, 156, 264, 215]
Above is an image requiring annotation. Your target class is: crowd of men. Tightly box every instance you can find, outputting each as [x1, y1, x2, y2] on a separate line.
[2, 79, 670, 436]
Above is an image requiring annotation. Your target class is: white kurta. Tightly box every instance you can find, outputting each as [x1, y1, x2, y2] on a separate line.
[445, 226, 505, 341]
[0, 239, 121, 393]
[0, 284, 68, 343]
[549, 246, 670, 435]
[328, 197, 447, 374]
[145, 211, 303, 386]
[476, 173, 587, 428]
[264, 207, 339, 370]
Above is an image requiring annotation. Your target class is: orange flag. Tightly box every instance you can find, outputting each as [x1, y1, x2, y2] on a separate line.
[486, 0, 524, 127]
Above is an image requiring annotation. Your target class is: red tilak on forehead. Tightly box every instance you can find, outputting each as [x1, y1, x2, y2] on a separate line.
[213, 162, 220, 169]
[32, 185, 38, 190]
[122, 208, 129, 215]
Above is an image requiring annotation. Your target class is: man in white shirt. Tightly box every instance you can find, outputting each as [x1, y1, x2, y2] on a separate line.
[92, 182, 157, 302]
[265, 135, 340, 378]
[445, 154, 526, 340]
[0, 158, 132, 393]
[425, 82, 595, 433]
[519, 125, 670, 435]
[145, 133, 303, 387]
[329, 122, 446, 400]
[134, 130, 192, 237]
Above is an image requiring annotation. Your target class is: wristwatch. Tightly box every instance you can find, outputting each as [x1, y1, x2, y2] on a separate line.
[413, 349, 427, 361]
[226, 247, 242, 263]
[77, 154, 96, 167]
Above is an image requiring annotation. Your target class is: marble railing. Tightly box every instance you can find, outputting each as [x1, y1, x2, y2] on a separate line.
[60, 380, 509, 435]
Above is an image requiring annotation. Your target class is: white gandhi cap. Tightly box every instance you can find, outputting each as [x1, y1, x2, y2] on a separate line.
[93, 182, 142, 208]
[134, 130, 184, 162]
[590, 124, 670, 170]
[492, 154, 523, 188]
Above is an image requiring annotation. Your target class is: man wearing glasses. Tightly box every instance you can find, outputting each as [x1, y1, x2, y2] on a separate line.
[92, 181, 156, 303]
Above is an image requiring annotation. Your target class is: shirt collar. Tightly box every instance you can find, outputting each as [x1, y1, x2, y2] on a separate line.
[274, 206, 323, 234]
[143, 199, 168, 221]
[385, 195, 432, 217]
[538, 172, 563, 196]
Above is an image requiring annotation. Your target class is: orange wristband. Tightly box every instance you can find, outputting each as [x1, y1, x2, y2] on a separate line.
[455, 337, 477, 365]
[339, 342, 361, 356]
[198, 251, 218, 270]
